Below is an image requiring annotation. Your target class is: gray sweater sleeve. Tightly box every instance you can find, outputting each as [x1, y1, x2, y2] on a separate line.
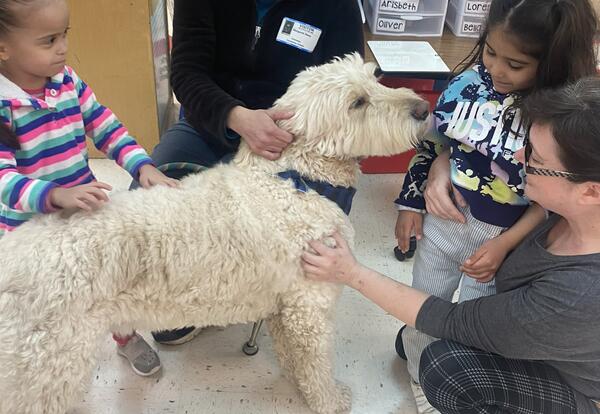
[415, 253, 600, 361]
[415, 216, 600, 403]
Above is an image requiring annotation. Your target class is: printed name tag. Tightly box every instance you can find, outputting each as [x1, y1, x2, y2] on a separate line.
[377, 16, 406, 32]
[276, 17, 322, 53]
[462, 20, 483, 34]
[379, 0, 420, 13]
[464, 0, 491, 15]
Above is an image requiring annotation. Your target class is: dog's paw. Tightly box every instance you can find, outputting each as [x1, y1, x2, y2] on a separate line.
[333, 382, 352, 413]
[305, 382, 352, 414]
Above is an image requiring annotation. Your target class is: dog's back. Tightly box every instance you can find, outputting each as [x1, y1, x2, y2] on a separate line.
[0, 53, 430, 414]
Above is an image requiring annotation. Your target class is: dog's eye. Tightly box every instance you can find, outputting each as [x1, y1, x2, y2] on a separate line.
[350, 97, 367, 110]
[374, 67, 383, 78]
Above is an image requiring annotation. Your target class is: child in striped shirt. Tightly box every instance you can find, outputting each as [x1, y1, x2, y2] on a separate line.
[0, 0, 178, 376]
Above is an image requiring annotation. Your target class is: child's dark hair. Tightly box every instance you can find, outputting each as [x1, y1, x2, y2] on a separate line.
[0, 122, 19, 150]
[522, 76, 600, 183]
[0, 0, 34, 150]
[456, 0, 598, 90]
[0, 0, 34, 36]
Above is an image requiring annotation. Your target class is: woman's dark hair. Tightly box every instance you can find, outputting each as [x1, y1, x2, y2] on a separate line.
[521, 76, 600, 183]
[455, 0, 598, 90]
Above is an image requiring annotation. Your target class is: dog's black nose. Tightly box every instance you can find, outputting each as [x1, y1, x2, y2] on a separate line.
[410, 101, 429, 121]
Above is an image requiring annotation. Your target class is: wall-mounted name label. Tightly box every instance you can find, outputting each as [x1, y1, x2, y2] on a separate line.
[464, 0, 490, 15]
[462, 20, 483, 34]
[379, 0, 420, 13]
[377, 16, 406, 32]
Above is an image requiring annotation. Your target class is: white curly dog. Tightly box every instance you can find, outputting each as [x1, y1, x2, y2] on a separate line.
[0, 53, 429, 414]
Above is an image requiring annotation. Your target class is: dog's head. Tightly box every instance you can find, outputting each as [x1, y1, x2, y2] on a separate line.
[275, 53, 430, 159]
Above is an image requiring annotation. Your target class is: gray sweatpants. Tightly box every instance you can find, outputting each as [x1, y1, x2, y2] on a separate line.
[404, 205, 505, 382]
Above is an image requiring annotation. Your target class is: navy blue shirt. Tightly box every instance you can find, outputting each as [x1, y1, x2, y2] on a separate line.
[256, 0, 276, 23]
[170, 0, 364, 152]
[396, 64, 529, 227]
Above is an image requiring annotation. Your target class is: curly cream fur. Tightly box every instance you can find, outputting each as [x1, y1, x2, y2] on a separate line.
[0, 53, 429, 414]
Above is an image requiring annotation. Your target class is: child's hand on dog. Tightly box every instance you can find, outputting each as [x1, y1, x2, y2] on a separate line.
[302, 232, 362, 285]
[49, 182, 112, 211]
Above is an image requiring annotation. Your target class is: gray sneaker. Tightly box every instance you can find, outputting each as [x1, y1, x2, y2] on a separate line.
[116, 333, 161, 376]
[411, 381, 440, 414]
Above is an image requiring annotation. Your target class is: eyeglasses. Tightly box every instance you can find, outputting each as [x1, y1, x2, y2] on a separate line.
[524, 139, 580, 179]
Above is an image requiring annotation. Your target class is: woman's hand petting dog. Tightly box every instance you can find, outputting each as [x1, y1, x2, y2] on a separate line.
[302, 232, 362, 286]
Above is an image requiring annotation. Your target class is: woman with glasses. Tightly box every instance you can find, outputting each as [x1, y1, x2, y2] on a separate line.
[302, 77, 600, 414]
[391, 3, 598, 409]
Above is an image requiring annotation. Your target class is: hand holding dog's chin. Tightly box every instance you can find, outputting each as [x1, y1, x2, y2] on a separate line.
[227, 106, 294, 160]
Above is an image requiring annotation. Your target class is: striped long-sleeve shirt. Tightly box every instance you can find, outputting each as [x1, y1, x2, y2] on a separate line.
[0, 66, 153, 236]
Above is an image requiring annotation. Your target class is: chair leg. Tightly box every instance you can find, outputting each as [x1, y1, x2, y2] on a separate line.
[242, 320, 264, 356]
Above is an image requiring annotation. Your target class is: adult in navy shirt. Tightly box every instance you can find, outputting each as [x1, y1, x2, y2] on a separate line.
[148, 0, 364, 345]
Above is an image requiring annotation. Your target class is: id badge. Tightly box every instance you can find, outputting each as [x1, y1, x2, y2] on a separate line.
[276, 17, 322, 53]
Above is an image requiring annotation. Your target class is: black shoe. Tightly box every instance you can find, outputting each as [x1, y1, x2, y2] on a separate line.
[394, 236, 417, 262]
[395, 325, 407, 360]
[152, 326, 203, 345]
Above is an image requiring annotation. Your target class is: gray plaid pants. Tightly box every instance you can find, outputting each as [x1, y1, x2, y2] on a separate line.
[419, 339, 598, 414]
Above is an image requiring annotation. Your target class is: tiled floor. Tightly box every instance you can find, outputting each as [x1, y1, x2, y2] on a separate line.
[70, 160, 417, 414]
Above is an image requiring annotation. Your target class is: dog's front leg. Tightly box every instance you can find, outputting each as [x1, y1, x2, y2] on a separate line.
[268, 287, 351, 414]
